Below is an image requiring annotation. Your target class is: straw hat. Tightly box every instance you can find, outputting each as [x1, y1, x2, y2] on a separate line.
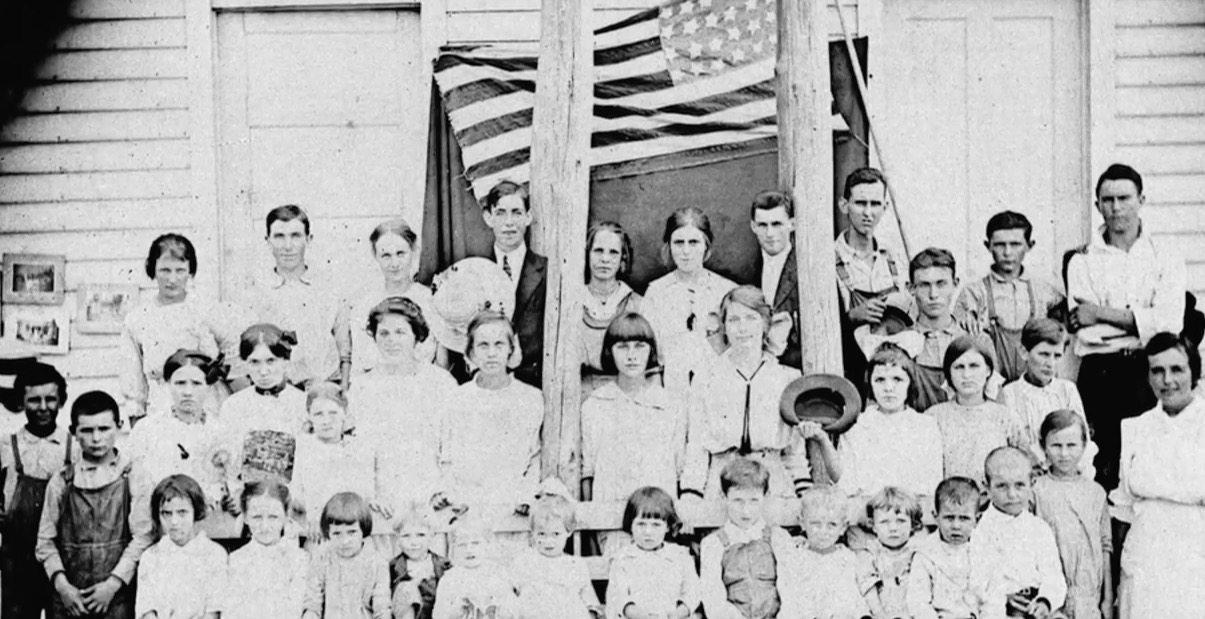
[430, 257, 514, 353]
[779, 373, 862, 434]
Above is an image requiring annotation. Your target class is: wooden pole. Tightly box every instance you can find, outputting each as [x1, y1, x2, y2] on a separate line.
[530, 0, 592, 494]
[778, 0, 842, 376]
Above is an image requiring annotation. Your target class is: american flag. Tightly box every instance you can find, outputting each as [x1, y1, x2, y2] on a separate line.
[434, 0, 849, 200]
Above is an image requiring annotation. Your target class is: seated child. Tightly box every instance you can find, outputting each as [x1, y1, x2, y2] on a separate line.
[928, 336, 1026, 485]
[511, 495, 602, 619]
[997, 319, 1097, 477]
[907, 477, 981, 619]
[136, 474, 228, 619]
[433, 515, 518, 619]
[389, 504, 451, 619]
[838, 343, 943, 500]
[779, 486, 869, 619]
[854, 487, 924, 618]
[1032, 411, 1112, 619]
[970, 448, 1065, 619]
[606, 487, 700, 619]
[954, 211, 1065, 382]
[303, 492, 391, 619]
[227, 480, 309, 619]
[700, 458, 795, 619]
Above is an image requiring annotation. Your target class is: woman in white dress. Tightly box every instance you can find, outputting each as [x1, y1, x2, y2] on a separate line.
[347, 296, 456, 506]
[120, 233, 239, 422]
[337, 218, 445, 385]
[580, 222, 642, 387]
[641, 208, 736, 394]
[1112, 332, 1205, 619]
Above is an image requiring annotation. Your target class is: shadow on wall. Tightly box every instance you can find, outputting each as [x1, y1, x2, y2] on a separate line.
[0, 1, 77, 127]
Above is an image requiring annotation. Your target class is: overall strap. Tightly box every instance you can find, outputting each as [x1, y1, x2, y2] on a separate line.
[716, 528, 732, 548]
[883, 250, 900, 280]
[983, 275, 999, 322]
[834, 255, 855, 293]
[10, 434, 23, 476]
[1025, 278, 1038, 318]
[64, 434, 73, 466]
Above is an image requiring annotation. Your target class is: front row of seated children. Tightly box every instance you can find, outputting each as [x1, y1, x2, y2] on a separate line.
[127, 411, 1107, 619]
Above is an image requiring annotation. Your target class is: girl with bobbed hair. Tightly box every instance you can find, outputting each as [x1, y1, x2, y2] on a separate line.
[641, 208, 736, 394]
[121, 233, 240, 422]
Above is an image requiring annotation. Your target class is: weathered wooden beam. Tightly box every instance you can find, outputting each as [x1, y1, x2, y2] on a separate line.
[778, 0, 842, 376]
[530, 0, 592, 493]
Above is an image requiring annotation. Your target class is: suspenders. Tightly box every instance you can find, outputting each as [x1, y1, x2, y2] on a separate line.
[10, 432, 72, 477]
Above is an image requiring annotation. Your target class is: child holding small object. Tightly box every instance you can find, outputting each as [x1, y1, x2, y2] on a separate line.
[433, 516, 518, 619]
[227, 480, 309, 619]
[906, 477, 981, 619]
[135, 474, 228, 619]
[605, 487, 700, 619]
[303, 492, 391, 619]
[389, 504, 451, 619]
[779, 486, 870, 619]
[511, 495, 602, 619]
[970, 448, 1065, 619]
[855, 487, 924, 619]
[1032, 411, 1112, 619]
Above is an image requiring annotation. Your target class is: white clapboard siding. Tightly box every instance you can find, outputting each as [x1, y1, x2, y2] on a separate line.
[445, 0, 861, 44]
[1113, 0, 1205, 294]
[0, 0, 193, 388]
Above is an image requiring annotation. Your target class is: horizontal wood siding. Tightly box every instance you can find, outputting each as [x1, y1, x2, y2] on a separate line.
[444, 0, 862, 45]
[1113, 0, 1205, 296]
[0, 0, 193, 402]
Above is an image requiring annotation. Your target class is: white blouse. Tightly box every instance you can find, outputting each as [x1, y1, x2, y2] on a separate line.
[291, 434, 382, 526]
[641, 270, 736, 391]
[837, 405, 944, 499]
[135, 533, 228, 619]
[226, 539, 309, 619]
[124, 413, 224, 503]
[581, 382, 687, 502]
[338, 282, 441, 376]
[214, 386, 308, 485]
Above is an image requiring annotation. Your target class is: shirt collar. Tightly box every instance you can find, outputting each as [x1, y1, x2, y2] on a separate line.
[77, 449, 128, 473]
[762, 249, 790, 270]
[1089, 223, 1149, 254]
[913, 319, 960, 337]
[159, 531, 211, 555]
[722, 520, 767, 543]
[18, 425, 66, 444]
[835, 230, 881, 260]
[495, 243, 527, 266]
[616, 541, 677, 561]
[268, 265, 315, 289]
[987, 266, 1029, 284]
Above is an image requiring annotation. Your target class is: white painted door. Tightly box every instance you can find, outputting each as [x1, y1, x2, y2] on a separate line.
[875, 0, 1086, 280]
[215, 9, 425, 299]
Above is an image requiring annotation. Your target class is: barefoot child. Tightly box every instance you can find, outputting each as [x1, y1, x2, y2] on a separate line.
[36, 391, 154, 619]
[779, 486, 869, 619]
[838, 343, 943, 500]
[855, 487, 924, 618]
[928, 337, 1025, 485]
[907, 477, 980, 619]
[389, 505, 450, 619]
[955, 211, 1065, 382]
[970, 448, 1065, 619]
[1033, 411, 1112, 619]
[511, 495, 602, 619]
[606, 487, 700, 619]
[998, 319, 1097, 477]
[433, 516, 518, 619]
[303, 492, 391, 619]
[135, 474, 228, 619]
[700, 458, 795, 619]
[227, 480, 309, 619]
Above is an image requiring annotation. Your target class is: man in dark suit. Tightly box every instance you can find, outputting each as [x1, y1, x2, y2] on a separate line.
[749, 190, 802, 369]
[481, 181, 546, 387]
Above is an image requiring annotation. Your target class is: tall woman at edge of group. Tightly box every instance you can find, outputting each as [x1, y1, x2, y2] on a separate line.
[682, 285, 839, 500]
[580, 222, 642, 387]
[1111, 332, 1205, 619]
[121, 233, 239, 422]
[337, 218, 447, 387]
[641, 208, 736, 395]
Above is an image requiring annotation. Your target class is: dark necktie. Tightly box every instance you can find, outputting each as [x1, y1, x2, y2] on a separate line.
[737, 360, 767, 455]
[502, 255, 513, 280]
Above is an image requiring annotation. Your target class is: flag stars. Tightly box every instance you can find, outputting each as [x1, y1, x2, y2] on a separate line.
[691, 61, 705, 75]
[711, 59, 726, 72]
[747, 18, 761, 34]
[751, 40, 765, 55]
[688, 41, 704, 58]
[683, 18, 700, 35]
[723, 6, 738, 21]
[709, 38, 723, 52]
[727, 26, 741, 40]
[665, 46, 679, 61]
[705, 12, 720, 27]
[730, 47, 747, 63]
[682, 0, 697, 14]
[745, 0, 758, 10]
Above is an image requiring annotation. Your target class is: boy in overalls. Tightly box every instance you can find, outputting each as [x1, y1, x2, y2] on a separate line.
[0, 363, 75, 619]
[700, 458, 795, 619]
[905, 248, 982, 411]
[834, 167, 912, 395]
[955, 211, 1064, 382]
[35, 391, 152, 619]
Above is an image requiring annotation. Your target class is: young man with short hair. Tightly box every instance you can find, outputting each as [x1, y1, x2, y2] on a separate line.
[36, 391, 153, 619]
[748, 190, 801, 369]
[243, 204, 343, 386]
[0, 362, 76, 619]
[480, 181, 547, 388]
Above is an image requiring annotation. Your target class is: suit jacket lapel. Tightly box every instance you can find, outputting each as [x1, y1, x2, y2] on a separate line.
[516, 251, 545, 310]
[773, 247, 797, 311]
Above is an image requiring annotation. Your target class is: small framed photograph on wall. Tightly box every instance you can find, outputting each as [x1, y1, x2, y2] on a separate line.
[77, 283, 140, 334]
[3, 254, 66, 305]
[2, 304, 70, 355]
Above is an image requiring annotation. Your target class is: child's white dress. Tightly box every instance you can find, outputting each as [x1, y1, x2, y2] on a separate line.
[226, 539, 309, 619]
[836, 405, 943, 499]
[433, 562, 518, 619]
[510, 548, 598, 619]
[606, 542, 699, 619]
[779, 543, 870, 619]
[215, 384, 308, 485]
[291, 433, 380, 528]
[134, 532, 228, 619]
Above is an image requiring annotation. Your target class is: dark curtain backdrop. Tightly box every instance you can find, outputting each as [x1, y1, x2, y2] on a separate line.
[420, 38, 869, 290]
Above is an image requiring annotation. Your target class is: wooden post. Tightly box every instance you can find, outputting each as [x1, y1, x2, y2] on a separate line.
[530, 0, 592, 494]
[778, 0, 842, 376]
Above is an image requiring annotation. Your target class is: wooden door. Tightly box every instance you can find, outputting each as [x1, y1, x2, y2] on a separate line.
[215, 9, 424, 299]
[876, 0, 1086, 279]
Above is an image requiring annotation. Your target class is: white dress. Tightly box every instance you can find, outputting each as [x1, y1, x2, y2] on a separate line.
[511, 549, 597, 619]
[123, 413, 225, 502]
[134, 533, 228, 619]
[291, 434, 381, 527]
[214, 385, 308, 485]
[581, 382, 686, 502]
[339, 282, 441, 376]
[837, 405, 944, 500]
[226, 540, 309, 619]
[349, 364, 457, 504]
[1111, 394, 1205, 619]
[641, 269, 736, 393]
